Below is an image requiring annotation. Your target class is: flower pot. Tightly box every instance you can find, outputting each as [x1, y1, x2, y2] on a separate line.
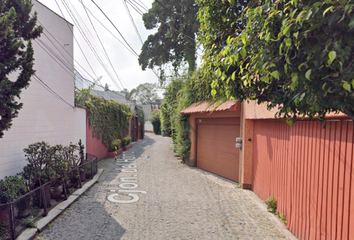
[122, 144, 132, 151]
[108, 148, 122, 158]
[80, 171, 86, 182]
[16, 197, 31, 218]
[51, 185, 62, 200]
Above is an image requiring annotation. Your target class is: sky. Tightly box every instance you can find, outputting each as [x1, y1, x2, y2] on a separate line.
[37, 0, 159, 93]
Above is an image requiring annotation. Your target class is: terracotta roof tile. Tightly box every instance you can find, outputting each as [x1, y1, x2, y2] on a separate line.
[181, 100, 239, 114]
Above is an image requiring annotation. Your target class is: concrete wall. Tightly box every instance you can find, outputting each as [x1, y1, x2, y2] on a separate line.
[0, 0, 85, 179]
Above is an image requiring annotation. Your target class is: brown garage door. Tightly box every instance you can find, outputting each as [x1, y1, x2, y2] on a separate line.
[197, 117, 240, 182]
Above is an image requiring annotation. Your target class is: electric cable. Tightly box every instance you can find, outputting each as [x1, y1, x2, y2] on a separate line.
[61, 0, 119, 89]
[123, 0, 143, 44]
[77, 0, 138, 58]
[54, 0, 99, 79]
[33, 74, 74, 108]
[91, 0, 140, 57]
[82, 0, 125, 90]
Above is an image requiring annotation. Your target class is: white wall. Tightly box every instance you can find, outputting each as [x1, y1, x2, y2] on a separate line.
[74, 107, 86, 155]
[145, 121, 153, 132]
[0, 1, 86, 179]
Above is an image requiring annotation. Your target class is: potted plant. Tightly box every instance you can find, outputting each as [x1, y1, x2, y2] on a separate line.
[108, 139, 122, 158]
[22, 142, 58, 208]
[122, 137, 132, 151]
[23, 142, 52, 189]
[64, 143, 80, 188]
[50, 144, 70, 200]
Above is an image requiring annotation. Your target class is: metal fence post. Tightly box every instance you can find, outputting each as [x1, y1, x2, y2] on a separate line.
[63, 180, 68, 200]
[41, 186, 48, 216]
[95, 157, 98, 174]
[91, 160, 93, 179]
[9, 203, 15, 240]
[78, 167, 82, 188]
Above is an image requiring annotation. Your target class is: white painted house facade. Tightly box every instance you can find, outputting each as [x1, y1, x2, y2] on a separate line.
[0, 0, 86, 179]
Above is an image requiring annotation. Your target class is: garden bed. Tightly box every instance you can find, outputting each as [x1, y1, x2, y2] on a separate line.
[0, 153, 98, 240]
[107, 148, 123, 158]
[122, 144, 132, 151]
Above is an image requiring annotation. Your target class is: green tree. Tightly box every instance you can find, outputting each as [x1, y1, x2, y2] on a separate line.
[198, 0, 354, 122]
[0, 0, 42, 137]
[139, 0, 199, 77]
[127, 83, 159, 108]
[148, 109, 161, 134]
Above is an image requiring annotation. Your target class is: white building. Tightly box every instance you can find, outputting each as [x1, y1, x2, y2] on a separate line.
[0, 0, 86, 179]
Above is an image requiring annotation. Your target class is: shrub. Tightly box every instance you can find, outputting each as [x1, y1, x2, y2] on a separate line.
[22, 142, 80, 190]
[110, 139, 121, 151]
[149, 109, 161, 135]
[265, 196, 277, 214]
[122, 137, 132, 146]
[0, 175, 27, 204]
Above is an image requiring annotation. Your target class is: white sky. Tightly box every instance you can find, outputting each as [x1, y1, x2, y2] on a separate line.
[37, 0, 159, 93]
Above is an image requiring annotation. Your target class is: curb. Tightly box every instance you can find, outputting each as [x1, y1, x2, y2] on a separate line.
[244, 190, 298, 240]
[16, 169, 104, 240]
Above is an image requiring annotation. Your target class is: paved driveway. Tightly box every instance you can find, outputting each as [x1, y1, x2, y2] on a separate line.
[38, 133, 294, 240]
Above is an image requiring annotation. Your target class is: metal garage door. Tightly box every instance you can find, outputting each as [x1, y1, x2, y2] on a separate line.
[196, 117, 240, 182]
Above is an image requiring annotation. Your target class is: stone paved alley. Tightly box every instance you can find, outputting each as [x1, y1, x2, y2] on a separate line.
[37, 133, 295, 240]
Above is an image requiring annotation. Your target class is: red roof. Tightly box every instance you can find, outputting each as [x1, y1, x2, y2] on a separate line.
[181, 100, 240, 114]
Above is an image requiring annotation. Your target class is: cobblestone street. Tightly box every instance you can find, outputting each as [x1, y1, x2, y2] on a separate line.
[38, 133, 295, 240]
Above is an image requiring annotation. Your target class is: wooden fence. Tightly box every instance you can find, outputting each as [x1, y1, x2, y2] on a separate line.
[252, 120, 354, 240]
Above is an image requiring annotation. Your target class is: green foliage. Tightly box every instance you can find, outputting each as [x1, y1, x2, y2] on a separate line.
[75, 84, 94, 107]
[162, 71, 209, 158]
[110, 139, 121, 151]
[20, 216, 36, 228]
[160, 102, 171, 136]
[127, 83, 158, 105]
[279, 213, 287, 226]
[122, 137, 132, 146]
[265, 196, 277, 214]
[198, 0, 354, 121]
[0, 0, 43, 138]
[149, 109, 161, 135]
[78, 139, 85, 165]
[84, 94, 132, 147]
[139, 0, 199, 77]
[22, 141, 81, 190]
[135, 106, 145, 139]
[0, 175, 27, 204]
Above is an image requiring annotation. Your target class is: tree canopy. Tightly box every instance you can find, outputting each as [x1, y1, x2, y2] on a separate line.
[0, 0, 43, 138]
[197, 0, 354, 121]
[139, 0, 199, 78]
[127, 83, 159, 106]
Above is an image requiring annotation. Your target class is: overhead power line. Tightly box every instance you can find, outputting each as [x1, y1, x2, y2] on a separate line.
[91, 0, 139, 57]
[54, 0, 99, 79]
[77, 0, 138, 58]
[82, 0, 125, 90]
[122, 0, 143, 44]
[33, 74, 75, 108]
[60, 0, 121, 90]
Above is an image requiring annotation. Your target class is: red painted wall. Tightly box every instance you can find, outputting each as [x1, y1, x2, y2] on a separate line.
[86, 113, 108, 161]
[252, 120, 354, 240]
[86, 112, 133, 161]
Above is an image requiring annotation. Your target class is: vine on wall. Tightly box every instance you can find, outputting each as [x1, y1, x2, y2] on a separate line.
[84, 94, 132, 147]
[161, 71, 211, 158]
[135, 106, 145, 139]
